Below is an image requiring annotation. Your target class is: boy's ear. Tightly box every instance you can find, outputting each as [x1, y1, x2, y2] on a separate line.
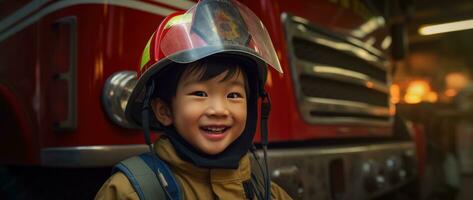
[151, 99, 173, 126]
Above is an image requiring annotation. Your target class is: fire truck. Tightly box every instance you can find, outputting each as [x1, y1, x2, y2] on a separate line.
[0, 0, 421, 199]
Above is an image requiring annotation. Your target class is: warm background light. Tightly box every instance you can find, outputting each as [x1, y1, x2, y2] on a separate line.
[445, 88, 458, 97]
[404, 81, 429, 104]
[402, 80, 439, 104]
[445, 72, 469, 91]
[443, 72, 470, 99]
[425, 91, 438, 102]
[418, 19, 473, 35]
[390, 84, 400, 104]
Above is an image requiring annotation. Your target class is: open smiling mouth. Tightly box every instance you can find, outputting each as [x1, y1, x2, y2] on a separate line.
[200, 126, 230, 134]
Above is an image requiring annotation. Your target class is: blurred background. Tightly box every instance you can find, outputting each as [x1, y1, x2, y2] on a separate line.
[393, 0, 473, 199]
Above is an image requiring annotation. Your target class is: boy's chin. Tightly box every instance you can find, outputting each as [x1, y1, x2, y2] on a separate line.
[196, 144, 229, 155]
[199, 147, 226, 155]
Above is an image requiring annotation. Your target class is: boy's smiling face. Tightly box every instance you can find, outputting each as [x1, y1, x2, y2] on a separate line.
[154, 67, 247, 155]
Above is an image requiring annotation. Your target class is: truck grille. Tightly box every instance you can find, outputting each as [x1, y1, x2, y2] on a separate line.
[293, 37, 387, 83]
[299, 75, 388, 107]
[284, 14, 392, 125]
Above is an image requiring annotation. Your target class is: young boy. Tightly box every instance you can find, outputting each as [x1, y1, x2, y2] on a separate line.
[96, 0, 291, 199]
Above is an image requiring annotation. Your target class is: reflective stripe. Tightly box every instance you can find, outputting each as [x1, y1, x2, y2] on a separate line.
[164, 13, 193, 29]
[141, 33, 154, 70]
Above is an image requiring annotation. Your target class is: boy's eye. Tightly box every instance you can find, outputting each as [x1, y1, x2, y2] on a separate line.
[227, 92, 243, 99]
[189, 91, 207, 97]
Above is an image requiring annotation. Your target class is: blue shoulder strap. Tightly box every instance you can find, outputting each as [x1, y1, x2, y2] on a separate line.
[112, 152, 182, 200]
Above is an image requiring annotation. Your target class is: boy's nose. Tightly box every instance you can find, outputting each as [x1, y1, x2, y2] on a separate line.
[205, 99, 230, 118]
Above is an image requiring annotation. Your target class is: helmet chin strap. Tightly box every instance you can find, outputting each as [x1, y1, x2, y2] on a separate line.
[142, 81, 156, 153]
[260, 90, 271, 200]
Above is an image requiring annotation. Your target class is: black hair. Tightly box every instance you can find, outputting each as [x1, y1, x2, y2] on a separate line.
[152, 56, 251, 107]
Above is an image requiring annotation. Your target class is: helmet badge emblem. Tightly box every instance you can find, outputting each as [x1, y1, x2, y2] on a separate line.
[214, 9, 240, 41]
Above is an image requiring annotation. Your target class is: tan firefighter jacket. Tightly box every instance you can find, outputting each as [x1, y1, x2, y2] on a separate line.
[95, 137, 293, 200]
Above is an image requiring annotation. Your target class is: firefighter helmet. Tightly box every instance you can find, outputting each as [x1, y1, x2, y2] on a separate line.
[125, 0, 282, 128]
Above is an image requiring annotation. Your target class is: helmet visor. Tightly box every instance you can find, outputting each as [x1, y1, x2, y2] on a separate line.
[159, 0, 282, 73]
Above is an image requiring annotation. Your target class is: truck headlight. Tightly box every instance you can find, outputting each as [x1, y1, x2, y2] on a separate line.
[102, 71, 138, 128]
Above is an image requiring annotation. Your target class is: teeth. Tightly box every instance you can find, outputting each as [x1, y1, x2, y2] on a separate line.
[209, 127, 224, 132]
[203, 127, 226, 132]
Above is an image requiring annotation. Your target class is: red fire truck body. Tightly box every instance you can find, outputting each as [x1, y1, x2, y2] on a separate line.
[0, 0, 420, 199]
